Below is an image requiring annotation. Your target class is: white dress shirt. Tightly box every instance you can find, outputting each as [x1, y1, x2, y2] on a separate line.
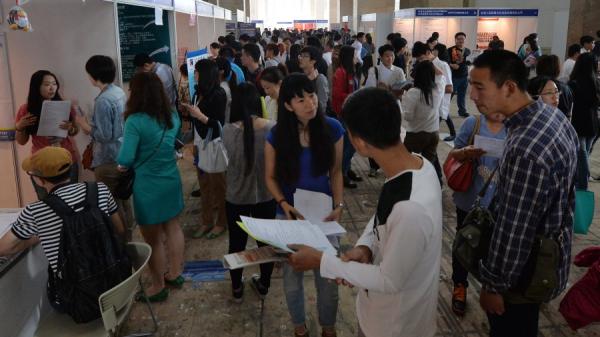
[364, 64, 406, 88]
[432, 57, 453, 120]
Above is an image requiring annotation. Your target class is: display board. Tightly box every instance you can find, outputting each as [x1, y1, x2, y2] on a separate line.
[238, 22, 256, 36]
[117, 4, 172, 82]
[186, 48, 210, 100]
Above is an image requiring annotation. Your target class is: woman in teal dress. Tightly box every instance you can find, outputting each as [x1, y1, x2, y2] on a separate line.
[117, 72, 185, 302]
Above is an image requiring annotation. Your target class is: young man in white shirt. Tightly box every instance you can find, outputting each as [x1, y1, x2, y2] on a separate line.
[323, 39, 334, 66]
[559, 44, 581, 82]
[287, 87, 443, 337]
[431, 44, 456, 141]
[352, 32, 365, 64]
[364, 44, 406, 90]
[580, 35, 594, 54]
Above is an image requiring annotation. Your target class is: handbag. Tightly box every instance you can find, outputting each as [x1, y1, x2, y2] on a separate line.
[443, 116, 481, 192]
[574, 189, 594, 234]
[82, 141, 94, 171]
[196, 121, 228, 173]
[114, 126, 167, 200]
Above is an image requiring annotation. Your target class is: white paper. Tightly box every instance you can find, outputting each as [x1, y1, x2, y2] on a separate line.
[474, 135, 505, 158]
[239, 216, 336, 254]
[293, 189, 332, 223]
[223, 246, 286, 270]
[313, 221, 347, 236]
[155, 8, 163, 26]
[36, 101, 71, 138]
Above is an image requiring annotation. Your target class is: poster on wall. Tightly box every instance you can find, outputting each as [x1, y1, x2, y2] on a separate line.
[117, 4, 172, 82]
[477, 18, 498, 50]
[420, 18, 446, 42]
[237, 22, 256, 37]
[186, 48, 210, 100]
[393, 18, 414, 46]
[0, 33, 15, 141]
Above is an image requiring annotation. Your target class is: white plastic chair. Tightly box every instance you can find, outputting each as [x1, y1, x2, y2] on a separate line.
[35, 242, 157, 337]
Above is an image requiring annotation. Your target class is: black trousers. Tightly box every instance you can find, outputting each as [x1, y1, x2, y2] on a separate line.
[452, 207, 469, 287]
[487, 302, 541, 337]
[226, 200, 277, 290]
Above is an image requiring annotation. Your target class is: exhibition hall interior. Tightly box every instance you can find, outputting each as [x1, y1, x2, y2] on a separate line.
[1, 0, 600, 336]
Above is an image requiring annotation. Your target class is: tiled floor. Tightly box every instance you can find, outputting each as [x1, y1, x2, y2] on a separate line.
[122, 103, 600, 337]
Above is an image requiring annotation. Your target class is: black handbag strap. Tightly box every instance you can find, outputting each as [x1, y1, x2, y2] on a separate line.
[476, 164, 500, 200]
[133, 126, 167, 170]
[467, 115, 481, 146]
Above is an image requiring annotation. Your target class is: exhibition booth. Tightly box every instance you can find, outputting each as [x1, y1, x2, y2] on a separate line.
[392, 8, 538, 55]
[0, 0, 230, 208]
[293, 20, 329, 31]
[358, 12, 394, 49]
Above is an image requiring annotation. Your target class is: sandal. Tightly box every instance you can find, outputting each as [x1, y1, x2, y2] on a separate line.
[192, 225, 212, 239]
[294, 325, 309, 337]
[135, 288, 169, 303]
[206, 226, 226, 240]
[165, 275, 185, 289]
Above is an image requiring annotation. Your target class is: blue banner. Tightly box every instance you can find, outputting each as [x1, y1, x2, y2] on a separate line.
[186, 48, 209, 101]
[478, 9, 539, 17]
[415, 9, 477, 17]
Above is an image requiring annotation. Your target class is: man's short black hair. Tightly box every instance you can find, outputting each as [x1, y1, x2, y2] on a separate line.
[41, 168, 72, 185]
[391, 37, 407, 52]
[239, 34, 250, 42]
[219, 46, 235, 59]
[580, 35, 595, 45]
[455, 32, 466, 39]
[568, 44, 582, 57]
[307, 36, 322, 49]
[218, 36, 226, 44]
[85, 55, 116, 84]
[300, 46, 322, 63]
[412, 41, 430, 58]
[242, 43, 261, 63]
[473, 50, 529, 92]
[378, 44, 395, 56]
[133, 53, 153, 67]
[341, 87, 401, 149]
[210, 42, 220, 49]
[357, 32, 365, 39]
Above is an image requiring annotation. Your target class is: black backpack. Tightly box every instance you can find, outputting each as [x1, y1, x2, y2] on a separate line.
[44, 182, 132, 323]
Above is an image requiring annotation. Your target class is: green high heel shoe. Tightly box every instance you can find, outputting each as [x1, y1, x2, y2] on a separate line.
[165, 275, 185, 289]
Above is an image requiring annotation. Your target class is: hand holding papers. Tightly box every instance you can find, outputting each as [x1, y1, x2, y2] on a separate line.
[223, 246, 286, 270]
[474, 135, 505, 158]
[36, 101, 71, 138]
[238, 216, 337, 255]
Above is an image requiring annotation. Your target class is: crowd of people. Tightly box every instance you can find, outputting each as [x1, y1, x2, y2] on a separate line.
[1, 24, 599, 337]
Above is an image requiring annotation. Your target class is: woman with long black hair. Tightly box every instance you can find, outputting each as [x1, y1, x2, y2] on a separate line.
[15, 70, 79, 199]
[265, 73, 343, 337]
[183, 59, 227, 239]
[401, 60, 445, 182]
[569, 52, 600, 189]
[222, 82, 276, 302]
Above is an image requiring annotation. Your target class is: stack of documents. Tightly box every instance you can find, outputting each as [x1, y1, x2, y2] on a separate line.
[238, 216, 337, 255]
[223, 246, 286, 270]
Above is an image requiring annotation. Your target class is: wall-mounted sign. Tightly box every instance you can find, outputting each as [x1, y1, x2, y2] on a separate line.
[196, 1, 213, 17]
[224, 9, 232, 21]
[478, 9, 539, 17]
[117, 4, 172, 82]
[361, 14, 376, 22]
[415, 9, 477, 17]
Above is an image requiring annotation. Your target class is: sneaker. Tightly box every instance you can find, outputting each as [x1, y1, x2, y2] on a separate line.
[368, 168, 378, 177]
[343, 176, 357, 189]
[451, 283, 467, 316]
[249, 274, 269, 299]
[232, 283, 244, 304]
[443, 135, 456, 142]
[347, 169, 363, 182]
[191, 189, 201, 197]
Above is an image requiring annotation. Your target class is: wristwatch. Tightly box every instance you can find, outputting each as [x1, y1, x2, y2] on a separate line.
[334, 202, 345, 209]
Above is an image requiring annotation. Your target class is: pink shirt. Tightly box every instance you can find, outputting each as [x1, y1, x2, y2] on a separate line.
[16, 103, 79, 161]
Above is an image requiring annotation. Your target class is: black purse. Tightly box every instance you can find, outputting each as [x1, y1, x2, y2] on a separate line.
[114, 127, 166, 200]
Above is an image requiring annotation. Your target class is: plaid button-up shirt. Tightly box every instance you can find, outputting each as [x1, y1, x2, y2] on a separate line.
[480, 100, 578, 298]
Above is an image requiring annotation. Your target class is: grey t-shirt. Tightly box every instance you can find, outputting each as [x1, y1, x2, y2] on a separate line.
[153, 62, 178, 107]
[313, 73, 329, 114]
[223, 120, 275, 205]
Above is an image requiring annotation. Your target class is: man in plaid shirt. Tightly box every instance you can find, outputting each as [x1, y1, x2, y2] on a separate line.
[469, 50, 578, 337]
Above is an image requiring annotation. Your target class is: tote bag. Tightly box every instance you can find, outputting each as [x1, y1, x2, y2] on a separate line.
[574, 189, 594, 235]
[196, 121, 228, 173]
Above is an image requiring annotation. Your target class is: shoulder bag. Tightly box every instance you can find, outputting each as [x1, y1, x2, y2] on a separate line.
[82, 141, 94, 171]
[196, 121, 228, 173]
[443, 116, 481, 192]
[114, 126, 167, 199]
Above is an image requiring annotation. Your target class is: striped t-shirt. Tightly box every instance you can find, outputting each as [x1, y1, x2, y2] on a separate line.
[11, 182, 118, 271]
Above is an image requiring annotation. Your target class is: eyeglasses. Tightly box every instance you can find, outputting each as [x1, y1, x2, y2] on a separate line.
[540, 90, 561, 97]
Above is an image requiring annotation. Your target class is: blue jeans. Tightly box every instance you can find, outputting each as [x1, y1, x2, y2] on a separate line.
[283, 264, 339, 327]
[576, 136, 594, 190]
[453, 76, 469, 116]
[342, 131, 355, 176]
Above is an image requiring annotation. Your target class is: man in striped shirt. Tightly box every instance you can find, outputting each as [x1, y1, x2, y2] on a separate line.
[470, 50, 578, 337]
[0, 147, 124, 272]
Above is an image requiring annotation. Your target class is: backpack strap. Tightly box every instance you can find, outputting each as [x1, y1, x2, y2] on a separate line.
[44, 191, 75, 217]
[85, 182, 99, 209]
